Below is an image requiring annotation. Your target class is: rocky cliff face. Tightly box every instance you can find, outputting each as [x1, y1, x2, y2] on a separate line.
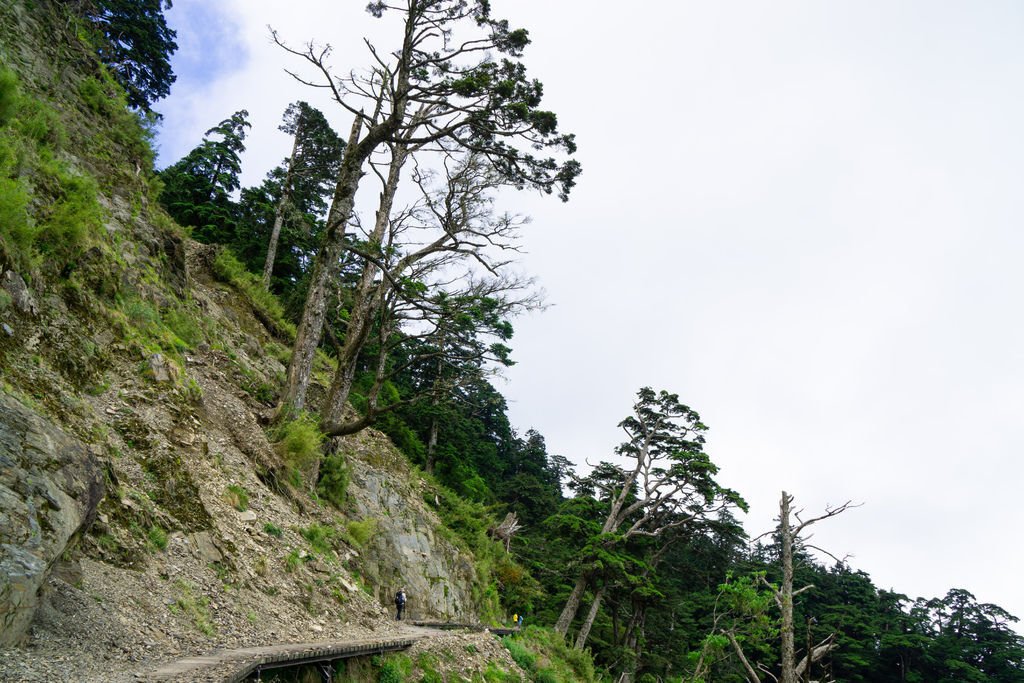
[344, 432, 480, 620]
[0, 392, 104, 646]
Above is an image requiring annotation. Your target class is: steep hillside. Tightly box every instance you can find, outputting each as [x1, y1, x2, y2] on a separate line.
[0, 2, 513, 680]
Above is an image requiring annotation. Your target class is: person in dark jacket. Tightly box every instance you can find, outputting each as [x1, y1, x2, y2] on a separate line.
[395, 588, 407, 621]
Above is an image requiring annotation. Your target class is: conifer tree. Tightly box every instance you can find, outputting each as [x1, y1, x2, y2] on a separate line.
[158, 110, 250, 243]
[260, 101, 344, 287]
[76, 0, 177, 112]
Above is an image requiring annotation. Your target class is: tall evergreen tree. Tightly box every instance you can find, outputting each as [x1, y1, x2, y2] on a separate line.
[76, 0, 177, 112]
[554, 389, 745, 640]
[158, 110, 250, 243]
[259, 101, 344, 287]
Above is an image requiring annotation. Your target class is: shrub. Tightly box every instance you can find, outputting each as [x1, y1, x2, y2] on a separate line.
[263, 522, 283, 538]
[346, 518, 378, 548]
[317, 452, 349, 509]
[534, 670, 558, 683]
[301, 523, 335, 557]
[275, 412, 323, 475]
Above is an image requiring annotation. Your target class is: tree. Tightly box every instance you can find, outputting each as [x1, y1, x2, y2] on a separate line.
[158, 110, 250, 243]
[718, 492, 857, 683]
[261, 101, 344, 287]
[912, 588, 1024, 681]
[772, 492, 856, 683]
[76, 0, 177, 112]
[273, 0, 579, 414]
[553, 388, 746, 645]
[318, 153, 540, 435]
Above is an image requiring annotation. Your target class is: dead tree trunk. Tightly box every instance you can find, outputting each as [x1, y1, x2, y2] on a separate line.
[780, 491, 797, 683]
[262, 116, 303, 287]
[774, 491, 852, 683]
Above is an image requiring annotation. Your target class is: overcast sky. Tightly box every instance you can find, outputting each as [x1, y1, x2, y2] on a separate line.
[155, 1, 1024, 627]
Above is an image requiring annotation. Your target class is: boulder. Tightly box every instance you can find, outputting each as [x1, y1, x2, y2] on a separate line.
[0, 393, 104, 646]
[0, 270, 37, 316]
[147, 353, 178, 383]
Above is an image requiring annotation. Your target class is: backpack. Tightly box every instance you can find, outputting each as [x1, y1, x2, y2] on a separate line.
[396, 591, 406, 605]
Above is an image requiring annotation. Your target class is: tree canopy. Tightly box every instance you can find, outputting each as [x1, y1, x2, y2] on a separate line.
[77, 0, 178, 112]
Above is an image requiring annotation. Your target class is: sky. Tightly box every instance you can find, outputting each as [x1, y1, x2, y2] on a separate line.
[155, 1, 1024, 627]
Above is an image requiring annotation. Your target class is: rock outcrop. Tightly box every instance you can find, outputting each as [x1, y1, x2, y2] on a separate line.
[344, 431, 479, 622]
[0, 393, 104, 646]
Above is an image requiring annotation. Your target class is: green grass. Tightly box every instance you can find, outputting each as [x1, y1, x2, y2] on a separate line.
[147, 525, 168, 551]
[212, 248, 295, 339]
[170, 581, 215, 636]
[502, 627, 599, 683]
[300, 523, 336, 557]
[0, 66, 111, 276]
[284, 549, 303, 572]
[275, 411, 323, 478]
[224, 484, 249, 511]
[0, 66, 19, 126]
[373, 654, 413, 683]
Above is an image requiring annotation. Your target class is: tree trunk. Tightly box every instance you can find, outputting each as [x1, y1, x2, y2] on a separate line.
[619, 606, 646, 683]
[262, 117, 302, 287]
[278, 117, 365, 413]
[425, 416, 439, 473]
[780, 491, 797, 683]
[424, 332, 446, 473]
[574, 583, 605, 650]
[321, 143, 409, 431]
[727, 632, 763, 683]
[555, 573, 590, 637]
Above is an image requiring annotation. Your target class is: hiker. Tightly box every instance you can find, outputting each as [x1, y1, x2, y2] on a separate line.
[518, 614, 523, 628]
[395, 588, 407, 621]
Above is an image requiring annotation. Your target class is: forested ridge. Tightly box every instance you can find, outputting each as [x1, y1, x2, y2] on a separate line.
[2, 1, 1023, 681]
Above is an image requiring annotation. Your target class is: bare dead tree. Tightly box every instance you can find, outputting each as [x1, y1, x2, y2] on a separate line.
[271, 0, 578, 416]
[716, 491, 858, 683]
[773, 491, 857, 683]
[319, 152, 541, 436]
[490, 512, 524, 552]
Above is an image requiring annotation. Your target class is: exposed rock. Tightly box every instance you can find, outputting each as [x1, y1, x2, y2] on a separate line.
[0, 393, 104, 646]
[0, 270, 38, 316]
[345, 438, 479, 621]
[188, 531, 223, 564]
[147, 353, 178, 383]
